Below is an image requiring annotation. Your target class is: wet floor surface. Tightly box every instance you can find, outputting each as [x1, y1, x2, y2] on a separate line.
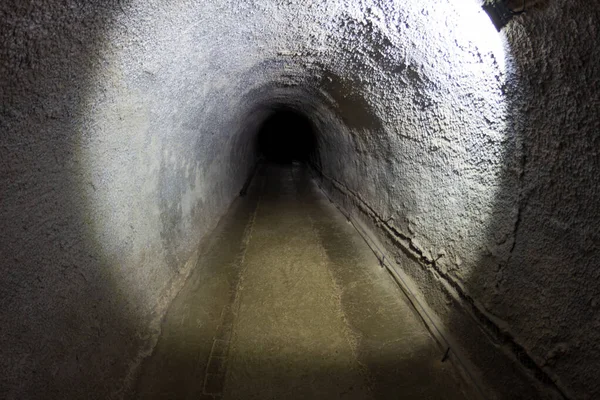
[133, 164, 475, 400]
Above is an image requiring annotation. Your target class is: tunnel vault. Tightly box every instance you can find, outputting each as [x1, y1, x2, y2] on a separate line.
[2, 0, 599, 399]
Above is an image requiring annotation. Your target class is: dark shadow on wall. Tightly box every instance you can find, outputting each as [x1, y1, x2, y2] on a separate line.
[0, 1, 146, 399]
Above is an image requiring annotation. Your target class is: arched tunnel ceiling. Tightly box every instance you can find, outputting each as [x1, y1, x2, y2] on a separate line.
[1, 0, 599, 399]
[76, 0, 509, 346]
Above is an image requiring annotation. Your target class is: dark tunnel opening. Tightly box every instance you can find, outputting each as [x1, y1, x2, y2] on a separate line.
[256, 108, 318, 164]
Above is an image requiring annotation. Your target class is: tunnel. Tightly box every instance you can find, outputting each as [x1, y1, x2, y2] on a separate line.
[255, 108, 318, 164]
[1, 0, 599, 399]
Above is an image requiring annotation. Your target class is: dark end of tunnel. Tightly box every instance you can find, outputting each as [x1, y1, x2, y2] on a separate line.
[256, 108, 318, 165]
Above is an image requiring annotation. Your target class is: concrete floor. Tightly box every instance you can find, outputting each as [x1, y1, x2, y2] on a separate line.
[133, 164, 476, 400]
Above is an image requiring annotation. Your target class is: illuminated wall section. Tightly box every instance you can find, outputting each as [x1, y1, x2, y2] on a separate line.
[1, 0, 598, 399]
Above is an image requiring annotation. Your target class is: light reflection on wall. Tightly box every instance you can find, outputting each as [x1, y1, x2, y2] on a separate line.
[75, 0, 514, 393]
[376, 0, 512, 284]
[452, 0, 508, 69]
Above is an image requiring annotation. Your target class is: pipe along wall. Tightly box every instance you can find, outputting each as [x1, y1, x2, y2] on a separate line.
[1, 0, 599, 399]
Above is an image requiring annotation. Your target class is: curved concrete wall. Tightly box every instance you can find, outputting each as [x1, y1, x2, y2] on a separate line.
[1, 0, 598, 399]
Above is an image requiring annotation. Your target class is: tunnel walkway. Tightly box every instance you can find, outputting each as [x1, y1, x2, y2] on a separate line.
[133, 164, 475, 400]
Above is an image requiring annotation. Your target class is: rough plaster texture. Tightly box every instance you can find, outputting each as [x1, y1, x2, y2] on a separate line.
[1, 0, 598, 399]
[501, 2, 600, 397]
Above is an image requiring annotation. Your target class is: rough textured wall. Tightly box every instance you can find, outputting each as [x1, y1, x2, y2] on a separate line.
[0, 1, 261, 398]
[1, 0, 598, 399]
[501, 2, 600, 398]
[311, 1, 536, 397]
[0, 1, 382, 398]
[313, 1, 600, 399]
